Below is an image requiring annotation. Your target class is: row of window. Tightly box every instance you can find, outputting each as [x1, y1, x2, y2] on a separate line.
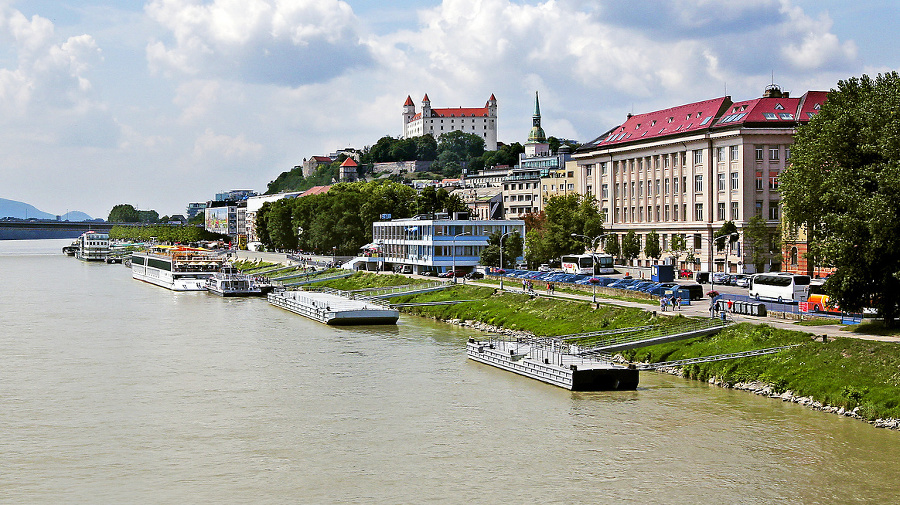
[611, 199, 780, 224]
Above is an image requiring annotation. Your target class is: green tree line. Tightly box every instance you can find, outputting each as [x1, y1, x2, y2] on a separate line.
[108, 225, 227, 243]
[255, 180, 466, 253]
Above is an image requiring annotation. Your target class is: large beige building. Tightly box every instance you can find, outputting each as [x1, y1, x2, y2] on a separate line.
[573, 86, 828, 274]
[402, 93, 498, 151]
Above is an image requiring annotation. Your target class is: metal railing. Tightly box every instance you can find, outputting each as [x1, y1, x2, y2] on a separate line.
[570, 318, 731, 355]
[635, 344, 801, 370]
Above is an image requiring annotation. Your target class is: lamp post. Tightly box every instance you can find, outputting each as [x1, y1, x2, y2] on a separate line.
[499, 231, 515, 290]
[571, 233, 609, 303]
[452, 231, 470, 283]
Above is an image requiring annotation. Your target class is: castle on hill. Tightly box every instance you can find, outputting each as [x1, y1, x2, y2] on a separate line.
[402, 93, 498, 151]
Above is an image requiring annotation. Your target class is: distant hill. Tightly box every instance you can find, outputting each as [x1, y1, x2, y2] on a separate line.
[0, 197, 93, 221]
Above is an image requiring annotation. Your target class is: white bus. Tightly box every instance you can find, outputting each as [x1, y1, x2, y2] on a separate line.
[749, 273, 811, 303]
[561, 254, 615, 275]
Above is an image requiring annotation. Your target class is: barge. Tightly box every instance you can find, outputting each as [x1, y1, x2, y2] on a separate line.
[268, 290, 399, 325]
[466, 337, 639, 391]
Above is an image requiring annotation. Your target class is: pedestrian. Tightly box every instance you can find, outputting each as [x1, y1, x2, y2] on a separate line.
[522, 279, 527, 292]
[727, 299, 734, 313]
[660, 296, 667, 312]
[710, 298, 716, 318]
[674, 296, 681, 310]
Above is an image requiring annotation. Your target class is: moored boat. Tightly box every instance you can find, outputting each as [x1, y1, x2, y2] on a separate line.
[131, 246, 225, 291]
[74, 231, 109, 261]
[205, 263, 270, 296]
[466, 337, 639, 391]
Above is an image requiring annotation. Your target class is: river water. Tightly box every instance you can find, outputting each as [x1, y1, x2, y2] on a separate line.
[2, 239, 898, 504]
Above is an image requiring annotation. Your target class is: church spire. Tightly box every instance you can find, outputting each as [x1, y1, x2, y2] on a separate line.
[527, 91, 546, 144]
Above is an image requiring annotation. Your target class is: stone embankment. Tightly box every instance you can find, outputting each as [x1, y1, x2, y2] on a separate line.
[655, 366, 900, 431]
[435, 316, 900, 432]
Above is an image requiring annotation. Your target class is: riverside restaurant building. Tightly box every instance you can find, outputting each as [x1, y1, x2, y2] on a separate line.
[360, 214, 525, 275]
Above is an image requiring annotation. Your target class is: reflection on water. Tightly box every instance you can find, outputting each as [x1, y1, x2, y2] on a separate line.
[2, 240, 899, 504]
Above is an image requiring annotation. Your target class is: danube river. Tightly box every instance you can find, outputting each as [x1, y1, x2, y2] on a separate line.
[2, 240, 898, 504]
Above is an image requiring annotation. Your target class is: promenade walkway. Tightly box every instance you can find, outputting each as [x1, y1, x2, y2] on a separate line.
[478, 279, 900, 344]
[230, 249, 900, 344]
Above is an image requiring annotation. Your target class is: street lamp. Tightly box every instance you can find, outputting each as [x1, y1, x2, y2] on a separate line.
[499, 231, 516, 290]
[452, 231, 470, 283]
[571, 233, 609, 303]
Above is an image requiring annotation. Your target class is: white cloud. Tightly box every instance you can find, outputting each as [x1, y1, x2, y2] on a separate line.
[193, 128, 263, 158]
[779, 1, 857, 70]
[145, 0, 373, 85]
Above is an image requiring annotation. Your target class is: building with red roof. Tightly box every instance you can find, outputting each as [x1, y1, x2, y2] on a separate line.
[403, 93, 498, 150]
[573, 85, 828, 274]
[339, 157, 359, 182]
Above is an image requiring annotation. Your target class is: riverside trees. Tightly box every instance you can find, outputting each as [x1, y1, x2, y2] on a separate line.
[524, 194, 604, 267]
[780, 72, 900, 326]
[255, 181, 424, 254]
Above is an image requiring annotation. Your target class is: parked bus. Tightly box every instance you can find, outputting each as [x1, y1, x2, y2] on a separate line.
[561, 254, 594, 275]
[561, 254, 615, 275]
[749, 273, 811, 303]
[594, 254, 615, 274]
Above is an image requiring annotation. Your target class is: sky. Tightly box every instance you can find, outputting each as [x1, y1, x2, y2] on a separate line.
[1, 0, 898, 219]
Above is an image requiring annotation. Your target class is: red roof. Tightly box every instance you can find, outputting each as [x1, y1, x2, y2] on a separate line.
[589, 97, 729, 147]
[300, 186, 330, 197]
[713, 90, 828, 127]
[422, 93, 430, 102]
[428, 106, 490, 118]
[585, 90, 828, 148]
[404, 95, 414, 106]
[340, 158, 358, 167]
[311, 156, 332, 162]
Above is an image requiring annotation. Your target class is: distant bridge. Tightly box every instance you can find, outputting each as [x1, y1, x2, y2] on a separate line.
[0, 219, 119, 240]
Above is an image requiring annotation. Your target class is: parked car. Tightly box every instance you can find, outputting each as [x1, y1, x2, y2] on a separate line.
[539, 264, 551, 272]
[438, 270, 466, 278]
[734, 276, 751, 288]
[465, 271, 484, 279]
[712, 272, 731, 284]
[729, 274, 749, 286]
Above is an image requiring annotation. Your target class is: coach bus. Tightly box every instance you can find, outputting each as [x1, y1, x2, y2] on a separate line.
[749, 272, 811, 303]
[561, 254, 615, 275]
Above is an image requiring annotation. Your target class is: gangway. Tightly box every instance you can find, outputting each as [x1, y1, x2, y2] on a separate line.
[347, 281, 451, 300]
[565, 319, 730, 355]
[634, 345, 801, 370]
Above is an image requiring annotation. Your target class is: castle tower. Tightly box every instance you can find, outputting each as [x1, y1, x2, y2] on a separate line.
[421, 93, 432, 118]
[402, 95, 416, 133]
[525, 91, 549, 157]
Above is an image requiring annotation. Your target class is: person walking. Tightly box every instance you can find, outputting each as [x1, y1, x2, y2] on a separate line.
[660, 296, 667, 312]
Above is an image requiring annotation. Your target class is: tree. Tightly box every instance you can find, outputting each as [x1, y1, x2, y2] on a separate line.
[604, 234, 621, 258]
[480, 231, 524, 269]
[669, 234, 686, 266]
[621, 230, 641, 265]
[782, 80, 900, 324]
[108, 204, 141, 223]
[714, 220, 739, 252]
[644, 230, 661, 261]
[744, 215, 776, 274]
[522, 194, 604, 266]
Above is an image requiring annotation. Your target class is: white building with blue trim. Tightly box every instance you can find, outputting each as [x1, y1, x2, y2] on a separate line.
[366, 214, 525, 275]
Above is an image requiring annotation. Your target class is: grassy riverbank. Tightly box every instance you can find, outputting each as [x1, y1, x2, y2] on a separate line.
[314, 273, 900, 421]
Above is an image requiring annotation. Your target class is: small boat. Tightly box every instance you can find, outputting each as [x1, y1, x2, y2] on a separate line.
[205, 263, 269, 297]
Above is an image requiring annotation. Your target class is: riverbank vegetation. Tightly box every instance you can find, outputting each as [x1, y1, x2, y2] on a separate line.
[109, 224, 227, 243]
[315, 273, 900, 421]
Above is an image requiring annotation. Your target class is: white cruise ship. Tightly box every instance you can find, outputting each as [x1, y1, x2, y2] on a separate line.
[131, 246, 225, 291]
[75, 231, 110, 261]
